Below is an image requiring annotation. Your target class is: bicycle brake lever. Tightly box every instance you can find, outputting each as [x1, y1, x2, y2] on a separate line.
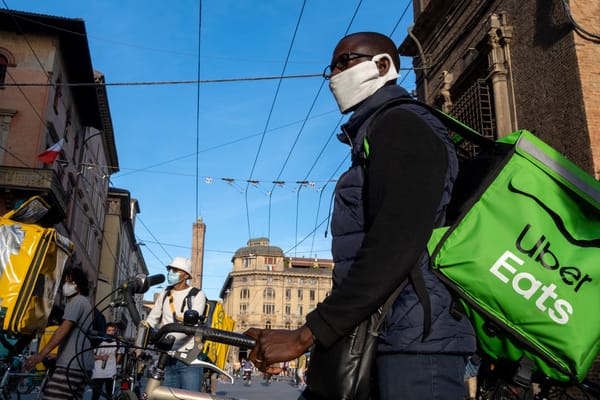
[171, 325, 204, 365]
[188, 360, 234, 384]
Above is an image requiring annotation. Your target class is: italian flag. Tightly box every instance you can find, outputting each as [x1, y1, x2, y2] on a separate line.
[36, 139, 64, 164]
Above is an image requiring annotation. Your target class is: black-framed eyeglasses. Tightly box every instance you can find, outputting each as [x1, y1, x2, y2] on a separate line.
[322, 52, 374, 79]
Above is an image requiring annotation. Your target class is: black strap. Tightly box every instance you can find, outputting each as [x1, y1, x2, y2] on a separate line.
[183, 287, 200, 313]
[367, 97, 496, 150]
[409, 266, 432, 340]
[363, 99, 490, 340]
[513, 355, 535, 387]
[372, 279, 408, 334]
[372, 254, 427, 334]
[161, 286, 200, 319]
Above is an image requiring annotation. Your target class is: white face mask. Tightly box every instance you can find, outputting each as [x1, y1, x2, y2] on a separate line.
[329, 53, 399, 113]
[62, 282, 78, 297]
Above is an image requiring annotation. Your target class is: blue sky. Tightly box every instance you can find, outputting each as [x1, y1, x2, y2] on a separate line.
[9, 0, 416, 300]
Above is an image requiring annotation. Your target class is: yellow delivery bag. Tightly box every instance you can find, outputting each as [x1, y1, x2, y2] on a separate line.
[202, 300, 235, 370]
[0, 215, 72, 336]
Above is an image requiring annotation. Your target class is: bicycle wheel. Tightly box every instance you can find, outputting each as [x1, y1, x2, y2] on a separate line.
[16, 375, 33, 394]
[35, 374, 48, 400]
[116, 389, 138, 400]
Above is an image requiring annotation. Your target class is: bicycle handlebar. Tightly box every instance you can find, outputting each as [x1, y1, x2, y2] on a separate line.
[87, 331, 135, 346]
[118, 274, 256, 351]
[151, 323, 256, 349]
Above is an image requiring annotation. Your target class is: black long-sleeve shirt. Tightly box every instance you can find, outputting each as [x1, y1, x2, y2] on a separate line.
[306, 107, 449, 347]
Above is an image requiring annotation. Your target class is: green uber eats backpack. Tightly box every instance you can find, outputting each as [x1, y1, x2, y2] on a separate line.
[363, 98, 600, 385]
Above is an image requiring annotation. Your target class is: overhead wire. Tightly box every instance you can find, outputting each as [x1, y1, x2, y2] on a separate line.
[389, 0, 412, 38]
[0, 73, 323, 87]
[264, 0, 367, 241]
[134, 235, 166, 271]
[137, 216, 172, 262]
[1, 1, 51, 82]
[195, 0, 203, 220]
[194, 0, 204, 287]
[304, 0, 413, 256]
[0, 141, 121, 280]
[285, 0, 364, 256]
[266, 75, 328, 240]
[112, 109, 337, 179]
[136, 238, 329, 257]
[392, 1, 414, 89]
[0, 9, 335, 63]
[243, 0, 308, 240]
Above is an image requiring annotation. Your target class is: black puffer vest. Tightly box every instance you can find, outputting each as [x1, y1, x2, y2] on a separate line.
[331, 85, 476, 354]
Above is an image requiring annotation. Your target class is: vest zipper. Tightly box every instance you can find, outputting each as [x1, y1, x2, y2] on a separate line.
[341, 125, 353, 152]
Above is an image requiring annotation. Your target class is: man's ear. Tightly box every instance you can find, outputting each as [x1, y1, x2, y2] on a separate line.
[376, 56, 391, 76]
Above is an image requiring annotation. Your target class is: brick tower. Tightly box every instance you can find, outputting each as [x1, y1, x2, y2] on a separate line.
[191, 217, 206, 289]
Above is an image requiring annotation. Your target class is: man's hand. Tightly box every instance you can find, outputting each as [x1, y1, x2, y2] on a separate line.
[24, 354, 43, 371]
[244, 324, 314, 373]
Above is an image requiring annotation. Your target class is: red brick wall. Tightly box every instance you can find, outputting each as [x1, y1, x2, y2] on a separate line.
[570, 0, 600, 178]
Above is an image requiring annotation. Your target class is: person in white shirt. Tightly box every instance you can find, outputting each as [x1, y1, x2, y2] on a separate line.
[144, 257, 206, 391]
[91, 323, 124, 400]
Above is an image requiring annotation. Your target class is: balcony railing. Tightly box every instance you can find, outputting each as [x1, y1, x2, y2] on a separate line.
[0, 166, 67, 216]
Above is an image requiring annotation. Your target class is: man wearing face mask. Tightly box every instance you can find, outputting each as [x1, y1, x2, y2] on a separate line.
[245, 32, 476, 399]
[24, 266, 94, 400]
[144, 257, 206, 391]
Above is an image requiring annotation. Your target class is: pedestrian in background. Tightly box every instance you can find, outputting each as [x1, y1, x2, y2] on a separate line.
[295, 353, 307, 389]
[91, 322, 123, 400]
[464, 354, 481, 400]
[232, 359, 241, 378]
[25, 267, 94, 400]
[241, 358, 253, 386]
[143, 257, 206, 391]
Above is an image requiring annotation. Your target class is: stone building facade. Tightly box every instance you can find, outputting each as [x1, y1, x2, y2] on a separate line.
[220, 238, 333, 358]
[99, 188, 148, 337]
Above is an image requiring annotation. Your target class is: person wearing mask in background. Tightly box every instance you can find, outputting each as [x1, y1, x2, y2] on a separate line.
[91, 323, 123, 400]
[25, 267, 94, 400]
[245, 31, 476, 400]
[241, 358, 253, 386]
[144, 257, 206, 392]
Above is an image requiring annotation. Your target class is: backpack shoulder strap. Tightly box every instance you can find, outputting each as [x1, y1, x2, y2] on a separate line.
[362, 97, 496, 160]
[160, 285, 174, 319]
[161, 285, 174, 307]
[181, 287, 200, 313]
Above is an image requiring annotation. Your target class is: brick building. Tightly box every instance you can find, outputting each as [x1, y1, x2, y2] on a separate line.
[0, 9, 119, 299]
[399, 0, 599, 389]
[399, 0, 600, 176]
[0, 9, 148, 328]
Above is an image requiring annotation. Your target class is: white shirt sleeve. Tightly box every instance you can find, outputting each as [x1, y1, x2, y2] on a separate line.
[145, 290, 166, 329]
[192, 289, 207, 316]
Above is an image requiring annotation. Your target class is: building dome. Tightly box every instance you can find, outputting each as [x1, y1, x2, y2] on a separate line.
[232, 237, 284, 260]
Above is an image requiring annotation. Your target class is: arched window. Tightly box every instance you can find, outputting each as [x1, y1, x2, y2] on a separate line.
[265, 321, 272, 330]
[0, 54, 8, 85]
[263, 287, 275, 299]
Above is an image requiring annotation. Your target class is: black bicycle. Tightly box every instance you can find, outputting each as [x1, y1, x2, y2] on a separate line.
[476, 357, 600, 400]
